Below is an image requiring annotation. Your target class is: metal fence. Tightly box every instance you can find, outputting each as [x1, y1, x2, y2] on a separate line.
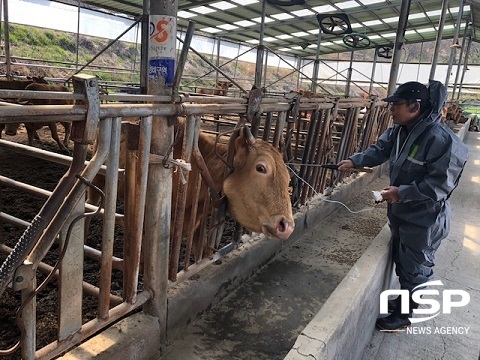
[0, 75, 390, 359]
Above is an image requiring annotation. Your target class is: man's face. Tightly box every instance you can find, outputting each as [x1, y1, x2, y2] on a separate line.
[389, 99, 418, 125]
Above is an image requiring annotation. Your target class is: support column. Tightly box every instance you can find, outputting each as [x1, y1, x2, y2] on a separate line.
[142, 0, 176, 350]
[311, 29, 322, 93]
[345, 49, 354, 96]
[429, 0, 449, 81]
[451, 21, 469, 100]
[254, 0, 267, 88]
[387, 0, 411, 95]
[369, 47, 378, 95]
[445, 0, 464, 88]
[2, 0, 11, 78]
[457, 35, 472, 100]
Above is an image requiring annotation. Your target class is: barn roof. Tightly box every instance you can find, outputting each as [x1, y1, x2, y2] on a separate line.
[51, 0, 480, 58]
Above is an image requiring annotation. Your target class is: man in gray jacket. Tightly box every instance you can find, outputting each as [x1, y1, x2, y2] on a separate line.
[338, 80, 468, 331]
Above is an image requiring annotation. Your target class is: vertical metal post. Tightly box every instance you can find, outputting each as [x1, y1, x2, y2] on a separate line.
[131, 22, 141, 83]
[296, 57, 302, 90]
[0, 0, 2, 51]
[369, 47, 378, 94]
[457, 34, 472, 100]
[429, 0, 449, 81]
[76, 0, 81, 69]
[173, 20, 195, 94]
[263, 47, 269, 88]
[58, 196, 85, 339]
[451, 22, 469, 100]
[254, 0, 267, 88]
[123, 117, 152, 303]
[445, 0, 464, 88]
[140, 0, 150, 94]
[233, 42, 241, 79]
[311, 29, 322, 93]
[215, 37, 221, 84]
[345, 49, 354, 96]
[97, 117, 121, 319]
[387, 0, 411, 96]
[416, 42, 423, 81]
[142, 0, 176, 350]
[16, 263, 36, 360]
[3, 0, 11, 79]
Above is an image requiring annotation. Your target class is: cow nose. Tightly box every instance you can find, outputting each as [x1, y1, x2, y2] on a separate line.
[275, 215, 294, 240]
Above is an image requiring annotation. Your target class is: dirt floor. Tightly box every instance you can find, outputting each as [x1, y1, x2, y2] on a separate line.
[0, 124, 389, 359]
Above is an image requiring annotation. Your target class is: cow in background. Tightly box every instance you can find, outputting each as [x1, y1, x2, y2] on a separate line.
[0, 76, 49, 137]
[290, 89, 325, 99]
[18, 82, 74, 153]
[0, 76, 48, 91]
[196, 81, 233, 96]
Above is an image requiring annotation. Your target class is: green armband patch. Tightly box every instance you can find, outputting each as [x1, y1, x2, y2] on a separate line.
[409, 144, 419, 157]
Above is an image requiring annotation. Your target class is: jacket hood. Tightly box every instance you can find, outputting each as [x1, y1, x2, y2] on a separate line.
[427, 80, 448, 124]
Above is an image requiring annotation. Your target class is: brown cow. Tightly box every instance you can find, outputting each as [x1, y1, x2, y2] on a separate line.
[291, 89, 325, 98]
[177, 123, 294, 241]
[0, 76, 48, 90]
[0, 76, 49, 137]
[19, 82, 73, 153]
[196, 81, 233, 96]
[86, 120, 294, 254]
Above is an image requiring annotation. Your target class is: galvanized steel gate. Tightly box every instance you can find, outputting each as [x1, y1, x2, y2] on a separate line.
[0, 75, 390, 359]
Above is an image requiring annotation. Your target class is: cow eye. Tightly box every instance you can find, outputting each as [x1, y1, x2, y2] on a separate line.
[256, 164, 267, 173]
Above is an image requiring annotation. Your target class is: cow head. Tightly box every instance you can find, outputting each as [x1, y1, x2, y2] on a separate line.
[216, 81, 233, 96]
[223, 127, 294, 240]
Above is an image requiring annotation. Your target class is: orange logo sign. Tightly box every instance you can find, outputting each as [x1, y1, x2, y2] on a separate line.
[150, 20, 170, 43]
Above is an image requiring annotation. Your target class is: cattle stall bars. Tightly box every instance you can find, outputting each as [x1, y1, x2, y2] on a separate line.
[280, 93, 390, 206]
[0, 76, 169, 359]
[0, 83, 391, 358]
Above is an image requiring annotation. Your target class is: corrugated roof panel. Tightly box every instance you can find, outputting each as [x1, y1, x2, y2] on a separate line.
[50, 0, 477, 57]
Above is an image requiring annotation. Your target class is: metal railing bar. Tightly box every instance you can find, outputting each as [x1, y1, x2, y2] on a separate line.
[0, 244, 123, 305]
[0, 140, 123, 177]
[35, 290, 151, 360]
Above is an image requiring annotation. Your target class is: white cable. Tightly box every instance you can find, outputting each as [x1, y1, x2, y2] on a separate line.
[286, 164, 378, 214]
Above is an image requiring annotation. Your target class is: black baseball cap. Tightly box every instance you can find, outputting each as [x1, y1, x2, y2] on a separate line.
[383, 81, 430, 103]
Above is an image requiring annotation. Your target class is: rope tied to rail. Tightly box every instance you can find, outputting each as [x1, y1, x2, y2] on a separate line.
[149, 154, 192, 184]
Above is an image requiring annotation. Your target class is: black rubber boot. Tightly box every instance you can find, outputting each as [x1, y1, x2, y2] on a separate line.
[376, 312, 411, 331]
[387, 297, 400, 313]
[377, 293, 418, 332]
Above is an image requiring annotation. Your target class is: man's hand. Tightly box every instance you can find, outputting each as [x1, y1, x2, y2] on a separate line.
[337, 159, 354, 172]
[381, 186, 400, 203]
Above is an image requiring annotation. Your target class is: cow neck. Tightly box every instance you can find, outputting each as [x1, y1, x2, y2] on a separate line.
[196, 133, 228, 208]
